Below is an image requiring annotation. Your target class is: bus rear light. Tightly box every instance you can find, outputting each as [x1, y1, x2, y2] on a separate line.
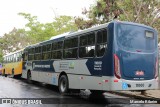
[114, 54, 121, 79]
[155, 58, 158, 79]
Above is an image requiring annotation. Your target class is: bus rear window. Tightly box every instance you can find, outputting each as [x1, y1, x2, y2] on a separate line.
[116, 24, 157, 52]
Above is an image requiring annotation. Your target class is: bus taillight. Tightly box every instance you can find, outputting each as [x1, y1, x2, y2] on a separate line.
[155, 58, 158, 79]
[114, 54, 121, 79]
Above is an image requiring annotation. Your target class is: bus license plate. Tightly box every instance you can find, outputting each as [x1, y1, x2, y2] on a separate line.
[136, 84, 144, 87]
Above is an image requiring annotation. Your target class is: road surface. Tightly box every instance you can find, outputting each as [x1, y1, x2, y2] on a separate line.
[0, 76, 159, 107]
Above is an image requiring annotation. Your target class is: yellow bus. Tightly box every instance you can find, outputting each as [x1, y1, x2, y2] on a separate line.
[0, 63, 2, 75]
[2, 49, 23, 78]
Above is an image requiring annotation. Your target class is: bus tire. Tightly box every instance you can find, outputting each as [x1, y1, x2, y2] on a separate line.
[27, 71, 32, 84]
[3, 70, 5, 76]
[58, 75, 69, 95]
[5, 74, 7, 77]
[4, 70, 7, 77]
[12, 69, 14, 78]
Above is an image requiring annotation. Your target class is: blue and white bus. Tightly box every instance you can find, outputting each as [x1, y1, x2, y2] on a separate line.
[22, 21, 159, 95]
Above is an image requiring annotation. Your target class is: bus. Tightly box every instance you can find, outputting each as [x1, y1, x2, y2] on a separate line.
[21, 20, 159, 96]
[2, 49, 23, 77]
[0, 63, 2, 75]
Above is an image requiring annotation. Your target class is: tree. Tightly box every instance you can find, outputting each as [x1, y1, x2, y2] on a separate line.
[0, 28, 31, 55]
[75, 0, 160, 40]
[52, 16, 78, 34]
[18, 13, 46, 43]
[0, 45, 3, 62]
[118, 0, 160, 40]
[0, 13, 78, 56]
[75, 0, 122, 29]
[18, 13, 78, 43]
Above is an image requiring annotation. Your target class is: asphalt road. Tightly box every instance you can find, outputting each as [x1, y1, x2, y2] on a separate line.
[0, 76, 159, 107]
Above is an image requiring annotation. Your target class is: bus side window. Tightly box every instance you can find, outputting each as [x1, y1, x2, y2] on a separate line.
[28, 48, 35, 61]
[22, 53, 25, 60]
[87, 47, 95, 57]
[52, 41, 63, 59]
[42, 44, 51, 60]
[35, 46, 42, 60]
[96, 29, 107, 57]
[79, 32, 95, 58]
[23, 52, 28, 61]
[64, 37, 78, 59]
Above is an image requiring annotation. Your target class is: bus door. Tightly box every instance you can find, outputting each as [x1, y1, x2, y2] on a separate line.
[22, 51, 28, 70]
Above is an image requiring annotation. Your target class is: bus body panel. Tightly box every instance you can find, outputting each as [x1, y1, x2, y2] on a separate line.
[119, 50, 156, 80]
[2, 49, 23, 76]
[114, 22, 158, 80]
[102, 77, 159, 91]
[3, 61, 23, 75]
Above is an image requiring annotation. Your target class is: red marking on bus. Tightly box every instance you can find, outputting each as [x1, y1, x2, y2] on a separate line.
[104, 80, 108, 82]
[99, 83, 102, 85]
[135, 70, 144, 76]
[80, 77, 83, 79]
[114, 80, 118, 82]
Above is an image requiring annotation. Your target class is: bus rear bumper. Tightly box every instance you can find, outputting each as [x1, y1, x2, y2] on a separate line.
[102, 77, 159, 91]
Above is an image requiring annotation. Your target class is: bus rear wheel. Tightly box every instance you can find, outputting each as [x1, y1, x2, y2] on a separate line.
[58, 75, 69, 95]
[3, 70, 7, 77]
[12, 69, 14, 78]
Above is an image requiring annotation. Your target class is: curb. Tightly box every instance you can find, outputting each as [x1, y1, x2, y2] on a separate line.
[107, 91, 160, 100]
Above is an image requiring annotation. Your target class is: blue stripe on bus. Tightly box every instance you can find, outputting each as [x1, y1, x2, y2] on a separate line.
[32, 60, 55, 72]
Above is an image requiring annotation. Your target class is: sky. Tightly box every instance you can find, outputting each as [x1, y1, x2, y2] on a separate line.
[0, 0, 95, 36]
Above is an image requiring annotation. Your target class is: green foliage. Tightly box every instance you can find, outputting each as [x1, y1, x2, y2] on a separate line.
[0, 28, 31, 54]
[18, 13, 48, 43]
[18, 13, 78, 44]
[75, 0, 160, 41]
[0, 48, 3, 62]
[0, 13, 78, 57]
[118, 0, 160, 41]
[52, 16, 78, 35]
[1, 0, 160, 59]
[75, 0, 122, 29]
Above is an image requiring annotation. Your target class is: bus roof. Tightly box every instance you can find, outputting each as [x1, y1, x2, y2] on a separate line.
[3, 48, 24, 57]
[49, 32, 71, 40]
[115, 20, 155, 30]
[24, 20, 156, 49]
[24, 22, 111, 49]
[64, 22, 110, 38]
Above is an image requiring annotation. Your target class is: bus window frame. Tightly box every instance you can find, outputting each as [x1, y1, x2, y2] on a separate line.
[34, 46, 42, 61]
[79, 31, 96, 58]
[63, 36, 78, 59]
[95, 28, 108, 58]
[42, 44, 51, 61]
[28, 47, 35, 61]
[51, 41, 63, 60]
